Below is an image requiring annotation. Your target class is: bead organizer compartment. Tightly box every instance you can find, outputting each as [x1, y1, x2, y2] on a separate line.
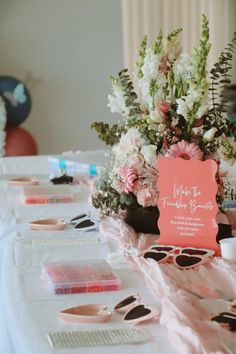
[41, 260, 121, 294]
[22, 186, 74, 204]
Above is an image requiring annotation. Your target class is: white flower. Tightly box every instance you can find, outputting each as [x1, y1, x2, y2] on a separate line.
[136, 47, 167, 111]
[112, 128, 145, 157]
[141, 48, 160, 79]
[187, 88, 202, 101]
[174, 53, 195, 81]
[149, 110, 164, 123]
[138, 74, 166, 111]
[176, 98, 188, 119]
[192, 126, 204, 135]
[157, 123, 166, 133]
[185, 96, 195, 111]
[176, 89, 209, 121]
[107, 84, 129, 117]
[196, 97, 209, 118]
[138, 77, 152, 107]
[141, 145, 157, 167]
[203, 127, 218, 142]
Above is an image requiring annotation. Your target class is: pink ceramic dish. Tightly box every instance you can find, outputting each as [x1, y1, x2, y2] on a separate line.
[28, 218, 66, 231]
[59, 304, 111, 323]
[8, 177, 39, 187]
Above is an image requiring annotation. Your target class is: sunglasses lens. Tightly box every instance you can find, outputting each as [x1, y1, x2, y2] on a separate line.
[143, 251, 167, 262]
[181, 248, 208, 256]
[151, 246, 174, 252]
[114, 295, 137, 310]
[175, 255, 202, 268]
[211, 314, 228, 323]
[74, 220, 95, 229]
[211, 313, 236, 331]
[70, 214, 87, 223]
[124, 305, 151, 321]
[221, 312, 236, 319]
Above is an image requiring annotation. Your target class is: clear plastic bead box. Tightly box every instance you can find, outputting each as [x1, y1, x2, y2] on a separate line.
[41, 260, 121, 294]
[22, 186, 74, 204]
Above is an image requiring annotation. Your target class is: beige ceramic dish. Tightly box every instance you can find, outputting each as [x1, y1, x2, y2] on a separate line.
[28, 218, 66, 231]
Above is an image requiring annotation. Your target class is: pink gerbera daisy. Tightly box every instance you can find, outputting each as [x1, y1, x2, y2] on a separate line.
[120, 166, 137, 193]
[165, 140, 203, 160]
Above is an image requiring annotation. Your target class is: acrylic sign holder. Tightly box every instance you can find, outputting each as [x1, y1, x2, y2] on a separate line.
[157, 158, 219, 254]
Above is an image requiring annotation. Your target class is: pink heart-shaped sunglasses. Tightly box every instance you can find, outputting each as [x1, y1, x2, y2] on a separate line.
[142, 245, 215, 269]
[114, 294, 160, 324]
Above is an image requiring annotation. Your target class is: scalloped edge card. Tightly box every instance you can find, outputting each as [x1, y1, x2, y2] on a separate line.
[157, 158, 219, 254]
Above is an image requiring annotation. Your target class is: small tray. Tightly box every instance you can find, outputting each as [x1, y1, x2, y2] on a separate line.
[8, 177, 39, 187]
[28, 218, 66, 231]
[41, 260, 121, 294]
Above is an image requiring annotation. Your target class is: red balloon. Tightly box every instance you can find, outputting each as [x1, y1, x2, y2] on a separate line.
[5, 126, 38, 156]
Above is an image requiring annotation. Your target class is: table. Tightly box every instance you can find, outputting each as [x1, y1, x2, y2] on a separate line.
[1, 154, 236, 354]
[0, 155, 174, 354]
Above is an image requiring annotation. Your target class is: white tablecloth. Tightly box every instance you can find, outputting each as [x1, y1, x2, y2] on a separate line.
[0, 155, 49, 176]
[0, 231, 175, 354]
[0, 155, 175, 354]
[1, 154, 236, 354]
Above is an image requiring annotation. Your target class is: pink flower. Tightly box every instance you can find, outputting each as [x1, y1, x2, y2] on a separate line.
[193, 117, 204, 127]
[162, 139, 170, 150]
[137, 187, 157, 207]
[132, 179, 141, 193]
[120, 167, 137, 193]
[159, 58, 168, 75]
[174, 127, 182, 136]
[157, 101, 170, 115]
[165, 140, 203, 160]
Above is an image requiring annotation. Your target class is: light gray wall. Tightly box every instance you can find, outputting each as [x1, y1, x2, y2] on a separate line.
[0, 0, 123, 154]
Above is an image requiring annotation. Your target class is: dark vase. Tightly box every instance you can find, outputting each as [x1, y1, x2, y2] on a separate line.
[125, 207, 160, 234]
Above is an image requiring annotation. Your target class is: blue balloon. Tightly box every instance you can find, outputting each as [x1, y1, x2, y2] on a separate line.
[0, 76, 32, 126]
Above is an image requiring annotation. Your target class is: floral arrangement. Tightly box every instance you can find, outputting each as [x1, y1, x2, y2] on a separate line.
[0, 96, 6, 157]
[91, 15, 236, 230]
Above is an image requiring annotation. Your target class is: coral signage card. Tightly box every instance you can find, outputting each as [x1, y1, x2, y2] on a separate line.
[157, 158, 219, 253]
